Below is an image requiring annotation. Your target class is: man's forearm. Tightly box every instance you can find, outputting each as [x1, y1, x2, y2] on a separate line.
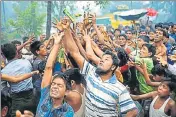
[125, 109, 138, 117]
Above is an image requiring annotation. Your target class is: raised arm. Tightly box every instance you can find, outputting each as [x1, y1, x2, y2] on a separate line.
[60, 19, 84, 70]
[91, 40, 104, 58]
[1, 70, 39, 83]
[140, 61, 161, 87]
[73, 36, 89, 61]
[41, 32, 64, 88]
[83, 35, 100, 65]
[17, 35, 34, 52]
[90, 14, 105, 45]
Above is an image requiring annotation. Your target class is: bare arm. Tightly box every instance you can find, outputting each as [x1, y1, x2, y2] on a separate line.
[17, 36, 34, 51]
[41, 32, 64, 88]
[91, 14, 105, 45]
[170, 101, 176, 117]
[83, 35, 100, 65]
[74, 36, 89, 61]
[91, 40, 104, 58]
[63, 28, 85, 70]
[125, 109, 138, 117]
[1, 70, 39, 83]
[131, 91, 158, 100]
[141, 62, 161, 87]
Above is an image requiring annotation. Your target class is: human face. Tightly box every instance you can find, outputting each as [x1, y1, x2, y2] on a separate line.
[119, 36, 127, 47]
[139, 45, 151, 58]
[126, 31, 132, 40]
[137, 38, 145, 49]
[140, 31, 147, 36]
[157, 82, 170, 97]
[38, 44, 47, 56]
[115, 30, 120, 37]
[96, 54, 114, 75]
[173, 25, 176, 33]
[149, 32, 155, 40]
[153, 75, 163, 82]
[154, 30, 163, 42]
[50, 78, 66, 99]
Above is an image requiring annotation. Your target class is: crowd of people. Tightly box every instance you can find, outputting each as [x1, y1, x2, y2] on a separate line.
[1, 13, 176, 117]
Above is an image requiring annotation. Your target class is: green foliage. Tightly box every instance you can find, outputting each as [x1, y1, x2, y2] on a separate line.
[95, 0, 109, 9]
[3, 2, 46, 42]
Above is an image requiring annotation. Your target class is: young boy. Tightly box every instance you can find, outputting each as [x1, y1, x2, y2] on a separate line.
[131, 81, 176, 117]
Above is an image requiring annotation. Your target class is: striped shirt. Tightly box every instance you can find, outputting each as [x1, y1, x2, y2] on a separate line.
[82, 60, 137, 117]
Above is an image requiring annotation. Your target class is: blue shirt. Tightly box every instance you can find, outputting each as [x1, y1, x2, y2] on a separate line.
[81, 60, 137, 117]
[36, 86, 74, 117]
[1, 59, 33, 93]
[169, 33, 176, 41]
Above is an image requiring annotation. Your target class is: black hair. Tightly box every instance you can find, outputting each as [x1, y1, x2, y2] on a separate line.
[157, 28, 166, 36]
[30, 41, 42, 56]
[125, 30, 132, 34]
[149, 30, 156, 33]
[103, 50, 119, 67]
[64, 68, 85, 86]
[115, 47, 129, 67]
[142, 43, 156, 57]
[139, 29, 147, 33]
[22, 36, 29, 43]
[171, 24, 176, 28]
[114, 28, 121, 34]
[119, 34, 127, 40]
[155, 23, 163, 29]
[138, 35, 150, 43]
[52, 72, 71, 90]
[1, 43, 17, 61]
[151, 64, 166, 76]
[163, 81, 176, 92]
[11, 40, 21, 45]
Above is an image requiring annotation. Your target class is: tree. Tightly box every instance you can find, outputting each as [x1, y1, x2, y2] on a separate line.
[7, 2, 46, 38]
[46, 1, 52, 39]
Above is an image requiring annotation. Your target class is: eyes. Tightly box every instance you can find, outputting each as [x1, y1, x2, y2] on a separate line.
[51, 82, 64, 88]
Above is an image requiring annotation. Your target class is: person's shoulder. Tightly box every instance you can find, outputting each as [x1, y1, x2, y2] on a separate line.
[168, 98, 176, 107]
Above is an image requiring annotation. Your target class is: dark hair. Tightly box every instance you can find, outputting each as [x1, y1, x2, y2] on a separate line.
[52, 72, 71, 90]
[151, 64, 166, 76]
[138, 35, 150, 43]
[30, 41, 42, 56]
[115, 47, 129, 67]
[171, 24, 176, 28]
[114, 29, 121, 34]
[142, 43, 156, 57]
[155, 23, 163, 29]
[103, 50, 119, 67]
[64, 68, 85, 85]
[149, 30, 156, 33]
[22, 36, 29, 43]
[11, 40, 21, 45]
[157, 28, 166, 36]
[139, 29, 147, 33]
[125, 30, 132, 34]
[1, 43, 16, 60]
[163, 81, 176, 92]
[119, 34, 127, 40]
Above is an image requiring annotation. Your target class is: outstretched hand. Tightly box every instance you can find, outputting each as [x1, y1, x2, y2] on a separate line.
[53, 32, 65, 45]
[52, 17, 71, 31]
